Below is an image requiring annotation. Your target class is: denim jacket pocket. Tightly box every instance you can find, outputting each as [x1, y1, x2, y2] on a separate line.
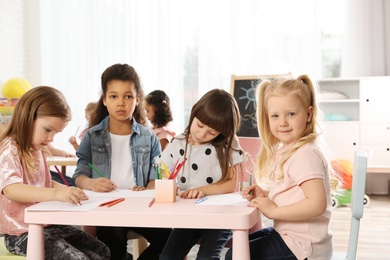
[91, 145, 109, 175]
[134, 146, 151, 186]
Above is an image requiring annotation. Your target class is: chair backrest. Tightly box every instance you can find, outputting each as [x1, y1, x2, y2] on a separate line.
[347, 149, 368, 260]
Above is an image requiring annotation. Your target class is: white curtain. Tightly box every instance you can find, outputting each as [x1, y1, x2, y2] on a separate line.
[38, 0, 329, 151]
[341, 0, 390, 77]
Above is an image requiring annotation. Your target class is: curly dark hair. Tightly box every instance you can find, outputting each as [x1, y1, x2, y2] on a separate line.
[145, 90, 173, 128]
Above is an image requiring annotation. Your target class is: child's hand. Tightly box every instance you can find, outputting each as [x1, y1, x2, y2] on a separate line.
[56, 187, 88, 205]
[68, 136, 77, 145]
[248, 197, 277, 219]
[241, 185, 265, 201]
[90, 178, 117, 192]
[180, 188, 205, 199]
[131, 186, 146, 191]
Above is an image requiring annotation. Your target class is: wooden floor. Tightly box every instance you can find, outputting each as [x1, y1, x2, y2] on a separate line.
[331, 193, 390, 259]
[148, 193, 390, 259]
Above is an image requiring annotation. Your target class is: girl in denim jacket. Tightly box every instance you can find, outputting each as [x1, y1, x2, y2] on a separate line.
[73, 63, 171, 260]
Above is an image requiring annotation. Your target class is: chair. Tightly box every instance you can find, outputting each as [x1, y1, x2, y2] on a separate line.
[127, 230, 148, 259]
[332, 149, 368, 260]
[0, 237, 26, 260]
[82, 226, 148, 259]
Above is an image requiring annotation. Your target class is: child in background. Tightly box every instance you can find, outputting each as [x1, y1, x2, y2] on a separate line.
[158, 89, 247, 260]
[145, 90, 175, 150]
[68, 101, 97, 151]
[226, 75, 333, 260]
[0, 86, 110, 259]
[73, 63, 171, 260]
[49, 102, 97, 186]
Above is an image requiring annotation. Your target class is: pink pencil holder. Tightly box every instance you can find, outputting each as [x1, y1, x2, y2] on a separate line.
[155, 179, 177, 203]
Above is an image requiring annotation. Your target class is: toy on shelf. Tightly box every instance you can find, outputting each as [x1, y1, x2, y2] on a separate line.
[2, 77, 31, 99]
[0, 78, 31, 132]
[330, 159, 370, 208]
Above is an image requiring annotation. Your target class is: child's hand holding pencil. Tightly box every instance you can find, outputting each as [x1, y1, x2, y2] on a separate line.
[87, 163, 117, 192]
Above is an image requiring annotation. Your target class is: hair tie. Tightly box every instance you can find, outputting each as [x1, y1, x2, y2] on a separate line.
[162, 100, 167, 104]
[297, 76, 301, 81]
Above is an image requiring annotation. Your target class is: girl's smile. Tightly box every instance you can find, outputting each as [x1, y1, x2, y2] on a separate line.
[267, 95, 313, 146]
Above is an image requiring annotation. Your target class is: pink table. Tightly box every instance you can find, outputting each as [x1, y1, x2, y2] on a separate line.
[25, 196, 260, 260]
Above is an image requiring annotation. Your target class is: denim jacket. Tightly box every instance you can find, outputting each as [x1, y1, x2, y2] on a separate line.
[73, 117, 161, 187]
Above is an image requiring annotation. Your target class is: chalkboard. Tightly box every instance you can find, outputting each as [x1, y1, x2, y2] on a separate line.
[230, 74, 290, 137]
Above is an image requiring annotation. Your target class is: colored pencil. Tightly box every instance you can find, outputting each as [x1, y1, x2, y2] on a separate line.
[54, 165, 82, 205]
[54, 165, 70, 187]
[99, 198, 123, 207]
[88, 163, 104, 178]
[195, 197, 208, 204]
[161, 162, 170, 178]
[249, 174, 253, 195]
[107, 198, 125, 207]
[148, 198, 155, 207]
[74, 126, 80, 137]
[169, 158, 187, 180]
[172, 158, 180, 175]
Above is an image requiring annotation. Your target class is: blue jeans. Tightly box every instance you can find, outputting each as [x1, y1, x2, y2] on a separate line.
[50, 170, 76, 186]
[159, 228, 232, 260]
[225, 227, 298, 260]
[96, 226, 171, 260]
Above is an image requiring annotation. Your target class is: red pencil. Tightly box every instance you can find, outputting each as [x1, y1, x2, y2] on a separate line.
[107, 198, 125, 207]
[148, 198, 155, 207]
[54, 165, 70, 187]
[169, 158, 187, 180]
[99, 198, 123, 207]
[54, 165, 82, 206]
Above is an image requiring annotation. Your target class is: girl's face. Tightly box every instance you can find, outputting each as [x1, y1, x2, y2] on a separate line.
[32, 116, 68, 151]
[144, 102, 155, 124]
[103, 80, 139, 123]
[189, 117, 220, 145]
[267, 95, 313, 146]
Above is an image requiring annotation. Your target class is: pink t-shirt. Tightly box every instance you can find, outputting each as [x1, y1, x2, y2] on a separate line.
[268, 142, 333, 260]
[0, 138, 52, 235]
[151, 121, 176, 143]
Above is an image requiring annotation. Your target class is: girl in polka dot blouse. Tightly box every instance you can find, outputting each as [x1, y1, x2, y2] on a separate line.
[158, 89, 247, 260]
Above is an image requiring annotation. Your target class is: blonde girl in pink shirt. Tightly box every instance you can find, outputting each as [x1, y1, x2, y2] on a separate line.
[226, 75, 333, 260]
[0, 86, 110, 259]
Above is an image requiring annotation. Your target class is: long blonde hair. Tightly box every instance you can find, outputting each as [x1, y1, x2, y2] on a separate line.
[255, 75, 321, 185]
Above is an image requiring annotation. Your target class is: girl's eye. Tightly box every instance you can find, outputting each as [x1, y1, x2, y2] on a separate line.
[110, 95, 117, 99]
[197, 123, 203, 128]
[126, 95, 133, 99]
[270, 114, 278, 118]
[45, 128, 51, 133]
[288, 112, 296, 117]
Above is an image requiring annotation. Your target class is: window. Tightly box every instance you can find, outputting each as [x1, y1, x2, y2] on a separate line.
[37, 0, 345, 148]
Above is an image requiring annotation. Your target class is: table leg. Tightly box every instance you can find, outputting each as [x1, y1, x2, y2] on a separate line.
[26, 224, 44, 260]
[61, 166, 66, 175]
[232, 229, 250, 260]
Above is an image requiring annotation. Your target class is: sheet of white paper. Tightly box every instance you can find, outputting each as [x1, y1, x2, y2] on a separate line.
[84, 189, 155, 198]
[25, 197, 110, 212]
[195, 193, 248, 206]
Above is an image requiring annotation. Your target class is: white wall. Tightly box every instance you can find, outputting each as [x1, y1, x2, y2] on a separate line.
[0, 0, 27, 90]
